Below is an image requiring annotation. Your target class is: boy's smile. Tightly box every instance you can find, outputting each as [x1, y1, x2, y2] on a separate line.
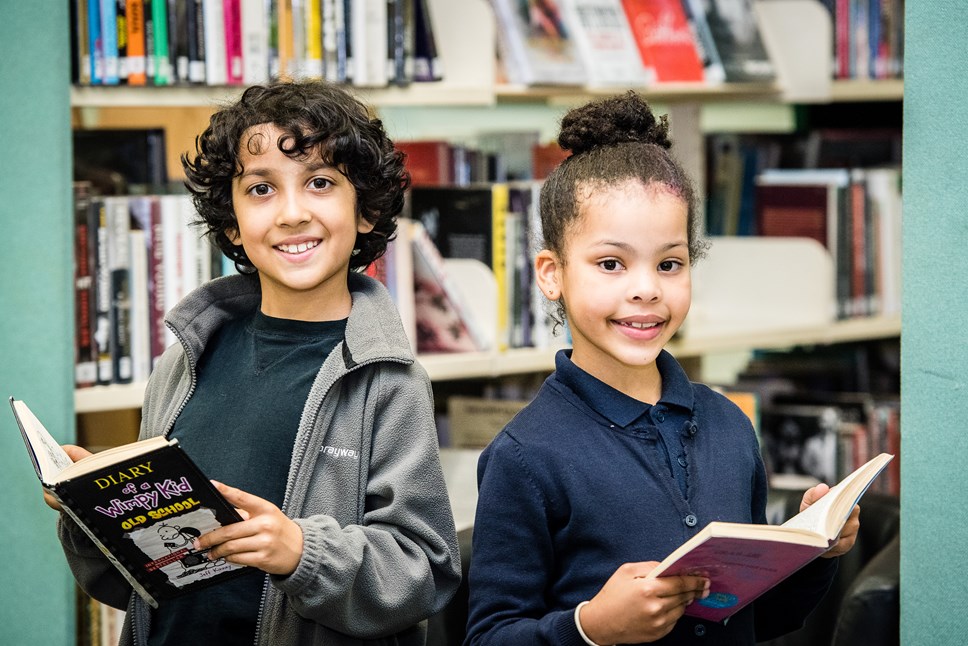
[230, 123, 374, 321]
[536, 179, 691, 402]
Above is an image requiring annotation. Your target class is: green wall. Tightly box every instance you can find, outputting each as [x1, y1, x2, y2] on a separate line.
[902, 2, 968, 643]
[0, 4, 76, 644]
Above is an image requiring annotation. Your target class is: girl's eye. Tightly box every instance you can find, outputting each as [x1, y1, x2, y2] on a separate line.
[600, 259, 623, 272]
[659, 259, 683, 272]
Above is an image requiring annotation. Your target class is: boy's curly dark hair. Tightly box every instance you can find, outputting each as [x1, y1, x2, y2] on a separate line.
[182, 81, 410, 273]
[540, 91, 707, 265]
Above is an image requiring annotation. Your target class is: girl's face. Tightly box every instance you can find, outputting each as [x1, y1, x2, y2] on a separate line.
[230, 124, 374, 321]
[535, 180, 691, 402]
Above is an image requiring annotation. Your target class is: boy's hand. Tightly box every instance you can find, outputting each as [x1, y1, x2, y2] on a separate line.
[195, 481, 304, 576]
[578, 562, 709, 644]
[43, 445, 93, 511]
[801, 483, 861, 558]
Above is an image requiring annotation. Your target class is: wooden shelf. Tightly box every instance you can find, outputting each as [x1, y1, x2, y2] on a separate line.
[495, 82, 782, 104]
[75, 315, 900, 414]
[829, 78, 903, 102]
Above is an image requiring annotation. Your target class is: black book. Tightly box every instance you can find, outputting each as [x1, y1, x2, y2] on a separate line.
[10, 398, 247, 608]
[73, 128, 169, 194]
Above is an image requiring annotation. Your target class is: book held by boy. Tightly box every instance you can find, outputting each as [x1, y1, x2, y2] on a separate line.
[9, 397, 246, 608]
[648, 452, 893, 622]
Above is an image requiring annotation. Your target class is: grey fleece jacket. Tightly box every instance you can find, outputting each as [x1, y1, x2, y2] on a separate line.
[57, 272, 461, 645]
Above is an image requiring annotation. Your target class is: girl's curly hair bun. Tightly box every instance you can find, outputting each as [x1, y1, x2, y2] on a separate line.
[557, 91, 671, 157]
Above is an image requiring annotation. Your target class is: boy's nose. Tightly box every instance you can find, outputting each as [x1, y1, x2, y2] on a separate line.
[276, 193, 312, 226]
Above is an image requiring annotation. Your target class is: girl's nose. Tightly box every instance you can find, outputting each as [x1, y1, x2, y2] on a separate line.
[630, 270, 661, 302]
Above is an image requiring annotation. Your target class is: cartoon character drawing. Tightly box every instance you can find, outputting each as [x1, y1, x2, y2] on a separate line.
[155, 522, 225, 577]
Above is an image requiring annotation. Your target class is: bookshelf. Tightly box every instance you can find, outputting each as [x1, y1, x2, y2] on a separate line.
[75, 315, 901, 413]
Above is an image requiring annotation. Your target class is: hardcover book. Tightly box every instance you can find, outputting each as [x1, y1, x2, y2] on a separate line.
[649, 452, 893, 622]
[620, 0, 705, 82]
[10, 398, 246, 608]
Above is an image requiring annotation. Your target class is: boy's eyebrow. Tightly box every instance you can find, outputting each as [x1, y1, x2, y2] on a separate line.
[237, 160, 336, 179]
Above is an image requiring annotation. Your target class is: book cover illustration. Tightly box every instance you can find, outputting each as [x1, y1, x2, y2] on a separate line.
[694, 0, 775, 82]
[620, 0, 705, 82]
[53, 441, 246, 604]
[491, 0, 588, 85]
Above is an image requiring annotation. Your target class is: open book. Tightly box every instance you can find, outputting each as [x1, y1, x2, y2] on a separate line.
[649, 452, 894, 622]
[10, 397, 246, 608]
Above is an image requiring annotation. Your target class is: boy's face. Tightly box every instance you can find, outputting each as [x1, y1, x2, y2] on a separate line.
[535, 180, 691, 402]
[230, 124, 374, 320]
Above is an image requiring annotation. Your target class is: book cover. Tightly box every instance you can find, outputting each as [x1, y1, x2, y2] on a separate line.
[9, 398, 247, 609]
[409, 184, 509, 348]
[410, 220, 489, 353]
[690, 0, 775, 83]
[649, 452, 893, 622]
[620, 0, 705, 82]
[397, 140, 454, 186]
[490, 0, 588, 86]
[558, 0, 654, 87]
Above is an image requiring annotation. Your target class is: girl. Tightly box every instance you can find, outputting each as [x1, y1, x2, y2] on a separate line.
[464, 92, 858, 645]
[50, 81, 460, 646]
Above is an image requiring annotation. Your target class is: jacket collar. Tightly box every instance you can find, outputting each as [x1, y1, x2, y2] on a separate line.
[165, 272, 415, 370]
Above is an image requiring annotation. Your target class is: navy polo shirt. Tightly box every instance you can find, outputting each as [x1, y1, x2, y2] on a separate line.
[466, 349, 836, 645]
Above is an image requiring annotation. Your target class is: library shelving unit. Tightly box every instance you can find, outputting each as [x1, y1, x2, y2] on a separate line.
[75, 315, 901, 414]
[69, 0, 902, 418]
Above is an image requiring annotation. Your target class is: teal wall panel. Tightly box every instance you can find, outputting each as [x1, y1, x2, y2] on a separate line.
[902, 2, 968, 643]
[0, 4, 76, 645]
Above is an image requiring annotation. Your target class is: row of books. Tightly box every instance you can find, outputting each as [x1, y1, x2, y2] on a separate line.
[823, 0, 905, 80]
[73, 183, 228, 389]
[396, 136, 569, 186]
[70, 0, 443, 88]
[490, 0, 778, 86]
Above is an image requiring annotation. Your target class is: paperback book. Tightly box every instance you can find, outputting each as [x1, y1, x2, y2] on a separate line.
[649, 452, 894, 622]
[10, 398, 246, 608]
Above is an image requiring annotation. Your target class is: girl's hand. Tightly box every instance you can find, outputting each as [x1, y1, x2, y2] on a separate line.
[43, 445, 93, 511]
[801, 483, 861, 558]
[194, 481, 304, 576]
[578, 561, 710, 644]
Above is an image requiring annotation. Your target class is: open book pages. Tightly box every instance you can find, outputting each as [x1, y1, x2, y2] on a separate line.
[780, 452, 894, 539]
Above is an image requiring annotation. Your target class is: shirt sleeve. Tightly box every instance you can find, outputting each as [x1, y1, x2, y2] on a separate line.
[464, 434, 589, 646]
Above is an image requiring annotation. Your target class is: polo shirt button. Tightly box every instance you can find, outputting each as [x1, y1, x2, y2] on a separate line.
[694, 624, 706, 637]
[684, 514, 698, 527]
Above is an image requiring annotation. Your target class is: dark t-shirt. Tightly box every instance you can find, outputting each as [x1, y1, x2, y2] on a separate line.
[148, 310, 346, 646]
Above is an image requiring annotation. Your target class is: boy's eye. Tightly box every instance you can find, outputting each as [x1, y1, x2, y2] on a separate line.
[310, 177, 332, 190]
[250, 183, 272, 196]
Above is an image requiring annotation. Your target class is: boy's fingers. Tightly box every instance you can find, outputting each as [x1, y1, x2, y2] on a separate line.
[212, 480, 274, 516]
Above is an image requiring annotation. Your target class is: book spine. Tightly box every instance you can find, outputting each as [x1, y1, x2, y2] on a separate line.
[151, 0, 172, 84]
[126, 0, 148, 84]
[74, 184, 99, 388]
[100, 0, 121, 84]
[145, 0, 157, 81]
[222, 0, 244, 83]
[202, 0, 227, 85]
[240, 0, 269, 84]
[106, 197, 134, 384]
[187, 0, 207, 83]
[170, 0, 190, 83]
[491, 183, 509, 351]
[88, 0, 105, 84]
[52, 487, 161, 609]
[94, 198, 114, 385]
[305, 0, 324, 78]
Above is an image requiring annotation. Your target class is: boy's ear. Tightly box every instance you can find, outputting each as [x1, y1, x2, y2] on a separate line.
[534, 249, 562, 301]
[227, 227, 241, 245]
[357, 216, 376, 234]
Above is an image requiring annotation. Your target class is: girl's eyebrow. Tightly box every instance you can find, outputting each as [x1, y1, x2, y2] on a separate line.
[595, 240, 688, 252]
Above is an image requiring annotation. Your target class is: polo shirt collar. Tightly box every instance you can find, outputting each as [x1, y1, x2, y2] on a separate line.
[553, 349, 695, 428]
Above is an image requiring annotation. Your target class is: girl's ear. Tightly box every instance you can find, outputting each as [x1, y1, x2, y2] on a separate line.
[534, 249, 562, 301]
